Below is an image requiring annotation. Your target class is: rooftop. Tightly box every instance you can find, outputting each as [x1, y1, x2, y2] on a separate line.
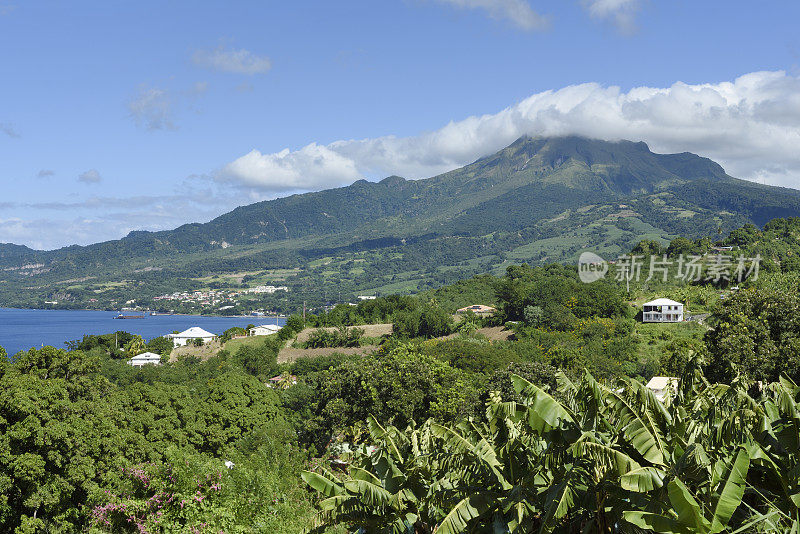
[171, 327, 216, 338]
[646, 376, 679, 391]
[129, 351, 162, 361]
[643, 298, 683, 307]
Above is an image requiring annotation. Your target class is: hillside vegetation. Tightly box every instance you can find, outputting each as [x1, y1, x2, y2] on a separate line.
[5, 217, 800, 531]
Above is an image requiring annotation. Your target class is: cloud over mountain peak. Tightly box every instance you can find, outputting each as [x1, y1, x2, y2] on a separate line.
[219, 71, 800, 192]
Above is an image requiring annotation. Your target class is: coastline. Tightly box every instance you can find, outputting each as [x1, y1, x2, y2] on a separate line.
[0, 306, 286, 319]
[0, 309, 287, 356]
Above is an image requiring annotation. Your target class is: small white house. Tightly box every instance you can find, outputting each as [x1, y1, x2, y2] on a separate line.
[128, 352, 162, 367]
[642, 298, 684, 323]
[167, 327, 217, 347]
[457, 304, 497, 315]
[249, 324, 282, 336]
[646, 376, 679, 402]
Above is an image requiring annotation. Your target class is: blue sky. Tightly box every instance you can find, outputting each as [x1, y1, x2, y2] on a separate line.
[2, 0, 800, 249]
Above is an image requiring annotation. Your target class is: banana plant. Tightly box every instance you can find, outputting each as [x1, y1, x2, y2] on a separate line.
[746, 376, 800, 525]
[302, 415, 438, 533]
[624, 447, 750, 534]
[302, 367, 795, 534]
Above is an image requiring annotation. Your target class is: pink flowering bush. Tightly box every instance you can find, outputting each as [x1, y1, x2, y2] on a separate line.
[89, 451, 227, 533]
[88, 443, 322, 534]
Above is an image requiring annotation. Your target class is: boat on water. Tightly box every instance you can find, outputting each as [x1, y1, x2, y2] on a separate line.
[114, 313, 147, 319]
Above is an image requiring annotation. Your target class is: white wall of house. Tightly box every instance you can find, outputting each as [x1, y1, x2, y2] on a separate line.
[128, 352, 162, 367]
[249, 325, 282, 336]
[170, 335, 215, 347]
[167, 327, 216, 347]
[642, 299, 684, 322]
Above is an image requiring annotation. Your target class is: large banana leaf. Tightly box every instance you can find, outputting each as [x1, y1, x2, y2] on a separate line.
[430, 422, 511, 490]
[368, 414, 405, 463]
[602, 384, 667, 466]
[668, 478, 711, 533]
[511, 374, 576, 431]
[302, 469, 345, 498]
[431, 423, 499, 465]
[434, 494, 491, 534]
[343, 478, 394, 509]
[620, 466, 666, 492]
[538, 468, 579, 534]
[623, 511, 694, 534]
[709, 448, 750, 533]
[574, 438, 640, 478]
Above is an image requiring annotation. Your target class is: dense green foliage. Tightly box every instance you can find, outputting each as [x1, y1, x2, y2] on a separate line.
[304, 326, 365, 349]
[7, 215, 800, 531]
[304, 364, 800, 533]
[392, 305, 453, 339]
[307, 296, 418, 327]
[0, 345, 319, 533]
[705, 288, 800, 384]
[495, 263, 628, 324]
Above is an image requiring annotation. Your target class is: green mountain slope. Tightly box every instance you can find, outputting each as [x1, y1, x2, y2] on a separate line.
[1, 135, 799, 310]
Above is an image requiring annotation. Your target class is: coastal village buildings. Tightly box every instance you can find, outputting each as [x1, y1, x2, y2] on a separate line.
[245, 285, 288, 294]
[151, 286, 289, 314]
[153, 289, 240, 306]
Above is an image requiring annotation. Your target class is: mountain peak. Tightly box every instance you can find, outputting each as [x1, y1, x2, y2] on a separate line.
[379, 175, 406, 186]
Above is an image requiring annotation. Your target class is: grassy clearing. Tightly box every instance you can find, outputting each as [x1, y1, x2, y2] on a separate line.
[223, 334, 273, 353]
[633, 320, 706, 365]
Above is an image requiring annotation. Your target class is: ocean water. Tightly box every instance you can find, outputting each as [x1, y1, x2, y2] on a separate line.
[0, 308, 285, 356]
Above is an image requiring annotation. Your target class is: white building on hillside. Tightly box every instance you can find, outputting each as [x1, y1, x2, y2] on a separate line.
[167, 327, 217, 347]
[249, 324, 282, 336]
[646, 376, 679, 401]
[457, 304, 497, 315]
[128, 352, 162, 367]
[642, 298, 684, 322]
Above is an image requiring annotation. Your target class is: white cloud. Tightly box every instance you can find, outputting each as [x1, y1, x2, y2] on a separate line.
[219, 144, 362, 192]
[1, 122, 20, 138]
[220, 71, 800, 191]
[37, 169, 54, 178]
[436, 0, 547, 31]
[128, 87, 175, 131]
[582, 0, 640, 31]
[192, 46, 272, 75]
[78, 169, 102, 184]
[127, 82, 208, 130]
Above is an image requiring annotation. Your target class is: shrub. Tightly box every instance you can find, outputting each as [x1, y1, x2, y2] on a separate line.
[233, 340, 279, 377]
[392, 306, 452, 339]
[303, 326, 364, 349]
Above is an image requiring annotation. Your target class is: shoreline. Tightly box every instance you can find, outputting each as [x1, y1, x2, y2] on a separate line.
[0, 309, 288, 356]
[0, 306, 286, 319]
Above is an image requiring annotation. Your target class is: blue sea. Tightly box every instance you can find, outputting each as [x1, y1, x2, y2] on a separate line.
[0, 308, 285, 356]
